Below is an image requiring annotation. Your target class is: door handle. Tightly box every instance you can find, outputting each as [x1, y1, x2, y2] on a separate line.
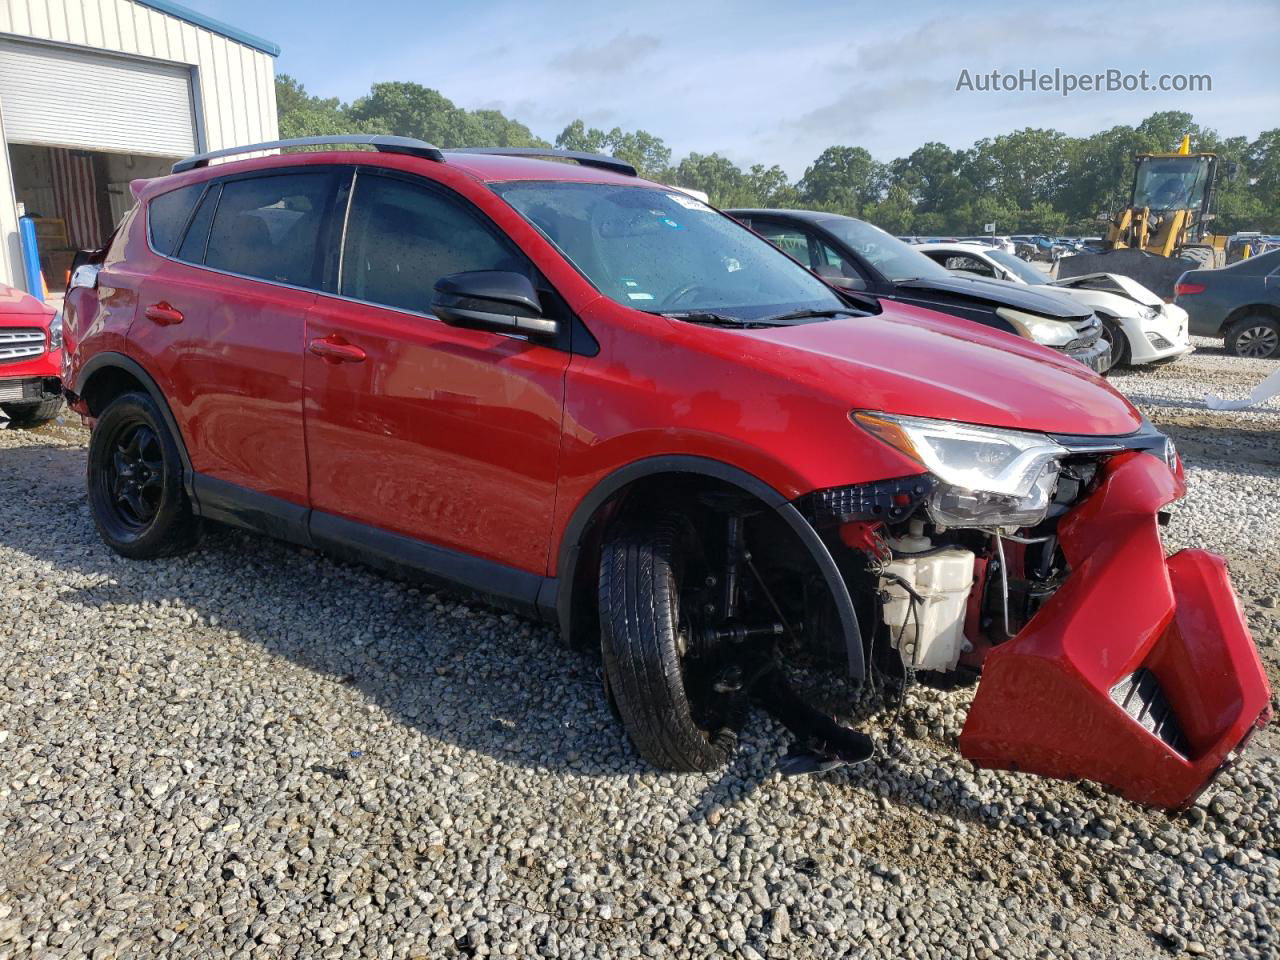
[308, 336, 367, 363]
[144, 302, 184, 325]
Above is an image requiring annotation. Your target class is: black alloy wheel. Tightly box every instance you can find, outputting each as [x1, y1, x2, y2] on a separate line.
[88, 391, 199, 558]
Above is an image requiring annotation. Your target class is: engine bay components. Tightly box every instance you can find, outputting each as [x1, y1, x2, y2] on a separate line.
[878, 520, 975, 671]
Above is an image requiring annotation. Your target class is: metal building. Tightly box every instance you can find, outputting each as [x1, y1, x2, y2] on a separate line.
[0, 0, 280, 294]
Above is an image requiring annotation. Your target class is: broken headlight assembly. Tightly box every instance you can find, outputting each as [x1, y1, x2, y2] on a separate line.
[995, 306, 1078, 347]
[853, 412, 1067, 528]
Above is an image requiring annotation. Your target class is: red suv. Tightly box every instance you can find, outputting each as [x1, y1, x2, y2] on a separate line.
[0, 282, 62, 426]
[63, 136, 1269, 809]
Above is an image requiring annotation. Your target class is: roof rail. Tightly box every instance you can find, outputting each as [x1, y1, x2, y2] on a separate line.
[172, 135, 444, 173]
[445, 147, 637, 177]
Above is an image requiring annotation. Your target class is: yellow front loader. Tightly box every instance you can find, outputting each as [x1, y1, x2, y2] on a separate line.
[1059, 136, 1227, 296]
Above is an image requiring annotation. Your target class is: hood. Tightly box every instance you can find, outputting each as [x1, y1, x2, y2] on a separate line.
[1049, 272, 1162, 307]
[0, 284, 52, 317]
[743, 304, 1142, 437]
[896, 274, 1092, 320]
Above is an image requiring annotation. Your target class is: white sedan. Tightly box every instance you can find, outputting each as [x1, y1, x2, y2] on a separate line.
[915, 242, 1193, 367]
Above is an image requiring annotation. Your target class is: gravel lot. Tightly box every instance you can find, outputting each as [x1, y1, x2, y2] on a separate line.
[1, 341, 1277, 960]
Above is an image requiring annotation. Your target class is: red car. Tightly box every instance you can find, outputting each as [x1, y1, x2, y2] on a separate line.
[62, 136, 1270, 809]
[0, 282, 63, 426]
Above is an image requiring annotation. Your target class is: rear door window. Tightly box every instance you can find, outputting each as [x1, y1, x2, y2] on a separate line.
[204, 172, 344, 290]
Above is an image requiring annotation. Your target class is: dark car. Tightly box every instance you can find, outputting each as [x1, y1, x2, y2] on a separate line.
[728, 210, 1111, 372]
[1175, 248, 1280, 359]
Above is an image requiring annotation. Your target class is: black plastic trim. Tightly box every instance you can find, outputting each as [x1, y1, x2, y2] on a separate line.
[310, 511, 548, 618]
[551, 455, 866, 684]
[191, 474, 311, 546]
[186, 472, 553, 618]
[1050, 419, 1169, 456]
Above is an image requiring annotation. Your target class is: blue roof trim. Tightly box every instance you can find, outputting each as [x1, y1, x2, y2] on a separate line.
[132, 0, 280, 57]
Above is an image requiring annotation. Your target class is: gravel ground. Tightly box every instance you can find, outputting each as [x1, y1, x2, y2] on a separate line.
[1, 342, 1277, 960]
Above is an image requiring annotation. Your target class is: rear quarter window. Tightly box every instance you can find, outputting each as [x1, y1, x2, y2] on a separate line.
[147, 184, 202, 256]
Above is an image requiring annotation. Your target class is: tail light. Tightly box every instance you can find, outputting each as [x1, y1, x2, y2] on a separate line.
[1175, 282, 1206, 296]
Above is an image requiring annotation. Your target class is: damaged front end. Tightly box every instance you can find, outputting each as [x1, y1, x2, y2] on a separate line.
[804, 415, 1272, 810]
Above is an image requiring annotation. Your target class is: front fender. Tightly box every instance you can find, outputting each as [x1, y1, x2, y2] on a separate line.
[547, 455, 867, 685]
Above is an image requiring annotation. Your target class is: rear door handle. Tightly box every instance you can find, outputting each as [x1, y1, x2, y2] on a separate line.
[144, 302, 184, 325]
[308, 336, 367, 364]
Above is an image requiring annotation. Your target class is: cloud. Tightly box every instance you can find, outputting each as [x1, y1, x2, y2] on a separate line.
[549, 29, 662, 75]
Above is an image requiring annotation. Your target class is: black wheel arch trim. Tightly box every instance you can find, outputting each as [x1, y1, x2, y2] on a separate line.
[547, 455, 866, 685]
[71, 352, 196, 499]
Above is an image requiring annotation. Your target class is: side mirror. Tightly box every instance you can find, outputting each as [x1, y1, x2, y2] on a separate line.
[830, 275, 867, 292]
[432, 271, 556, 336]
[813, 264, 867, 291]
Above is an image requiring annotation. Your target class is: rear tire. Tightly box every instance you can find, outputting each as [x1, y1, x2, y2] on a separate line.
[87, 391, 199, 559]
[1, 397, 62, 427]
[598, 515, 737, 772]
[1225, 314, 1280, 360]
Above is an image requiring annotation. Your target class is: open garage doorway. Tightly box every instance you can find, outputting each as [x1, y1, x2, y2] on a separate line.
[8, 144, 177, 294]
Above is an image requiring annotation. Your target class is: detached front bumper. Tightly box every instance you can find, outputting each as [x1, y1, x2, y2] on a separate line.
[960, 452, 1272, 810]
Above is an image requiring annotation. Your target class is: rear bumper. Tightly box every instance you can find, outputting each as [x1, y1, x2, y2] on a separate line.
[960, 452, 1272, 810]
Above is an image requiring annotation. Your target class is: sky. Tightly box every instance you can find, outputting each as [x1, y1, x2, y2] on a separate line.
[201, 0, 1279, 177]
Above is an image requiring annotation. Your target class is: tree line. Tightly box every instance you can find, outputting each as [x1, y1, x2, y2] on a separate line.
[277, 76, 1280, 236]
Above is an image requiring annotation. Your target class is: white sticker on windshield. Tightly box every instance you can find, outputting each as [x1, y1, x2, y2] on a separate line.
[627, 292, 655, 301]
[666, 192, 712, 212]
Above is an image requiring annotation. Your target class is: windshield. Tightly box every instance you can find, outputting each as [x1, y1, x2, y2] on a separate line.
[1133, 156, 1212, 211]
[819, 218, 951, 282]
[986, 248, 1047, 284]
[492, 182, 845, 322]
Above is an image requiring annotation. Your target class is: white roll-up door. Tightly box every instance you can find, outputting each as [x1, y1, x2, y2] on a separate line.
[0, 39, 196, 156]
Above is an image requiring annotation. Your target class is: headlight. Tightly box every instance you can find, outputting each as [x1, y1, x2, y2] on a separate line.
[49, 311, 63, 349]
[995, 306, 1077, 347]
[853, 411, 1067, 528]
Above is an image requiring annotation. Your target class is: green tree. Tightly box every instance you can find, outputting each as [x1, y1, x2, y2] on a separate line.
[745, 164, 800, 207]
[274, 77, 1280, 238]
[555, 121, 671, 178]
[970, 128, 1072, 211]
[670, 153, 756, 207]
[798, 146, 880, 215]
[274, 75, 351, 139]
[347, 82, 545, 148]
[862, 184, 916, 235]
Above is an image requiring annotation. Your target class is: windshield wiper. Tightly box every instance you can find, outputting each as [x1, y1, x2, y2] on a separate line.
[659, 311, 770, 328]
[761, 308, 858, 324]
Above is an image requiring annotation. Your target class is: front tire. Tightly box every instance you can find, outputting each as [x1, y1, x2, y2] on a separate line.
[598, 515, 737, 772]
[88, 391, 199, 559]
[1, 397, 62, 427]
[1099, 318, 1131, 368]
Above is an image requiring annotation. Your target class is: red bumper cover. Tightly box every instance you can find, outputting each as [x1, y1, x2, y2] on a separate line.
[960, 452, 1272, 809]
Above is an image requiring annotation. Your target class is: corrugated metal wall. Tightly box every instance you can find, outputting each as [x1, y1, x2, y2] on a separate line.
[0, 0, 278, 153]
[0, 0, 278, 289]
